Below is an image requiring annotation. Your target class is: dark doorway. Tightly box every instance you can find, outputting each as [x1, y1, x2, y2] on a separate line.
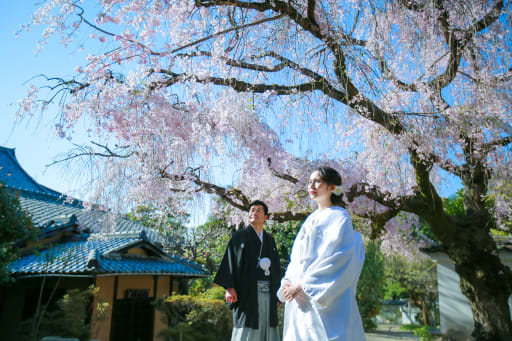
[110, 295, 154, 341]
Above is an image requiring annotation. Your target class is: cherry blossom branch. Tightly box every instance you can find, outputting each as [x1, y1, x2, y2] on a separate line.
[47, 142, 134, 167]
[174, 51, 289, 73]
[174, 50, 344, 97]
[159, 168, 251, 211]
[429, 154, 464, 178]
[494, 66, 512, 83]
[346, 183, 405, 210]
[377, 57, 418, 92]
[307, 0, 319, 30]
[458, 67, 512, 86]
[482, 136, 512, 152]
[271, 211, 309, 223]
[267, 158, 298, 184]
[367, 209, 400, 239]
[429, 0, 504, 91]
[156, 69, 347, 98]
[76, 1, 286, 58]
[409, 150, 445, 214]
[196, 0, 365, 46]
[159, 167, 307, 222]
[398, 0, 428, 12]
[169, 13, 286, 55]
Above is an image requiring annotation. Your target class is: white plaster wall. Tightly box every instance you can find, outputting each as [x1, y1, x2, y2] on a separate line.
[436, 262, 475, 340]
[430, 251, 512, 341]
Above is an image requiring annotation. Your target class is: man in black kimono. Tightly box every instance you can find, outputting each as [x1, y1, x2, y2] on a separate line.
[214, 200, 282, 341]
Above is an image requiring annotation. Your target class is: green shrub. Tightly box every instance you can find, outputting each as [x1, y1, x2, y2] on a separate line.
[357, 240, 385, 331]
[0, 183, 35, 282]
[400, 324, 436, 341]
[155, 295, 232, 341]
[18, 285, 107, 341]
[199, 285, 225, 300]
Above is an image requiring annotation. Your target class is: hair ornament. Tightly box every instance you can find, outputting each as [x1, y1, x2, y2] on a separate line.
[333, 185, 343, 196]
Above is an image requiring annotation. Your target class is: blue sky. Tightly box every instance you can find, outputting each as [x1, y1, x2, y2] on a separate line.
[0, 2, 92, 197]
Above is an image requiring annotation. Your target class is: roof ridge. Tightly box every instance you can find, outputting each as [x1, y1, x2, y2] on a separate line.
[10, 187, 83, 208]
[0, 147, 63, 196]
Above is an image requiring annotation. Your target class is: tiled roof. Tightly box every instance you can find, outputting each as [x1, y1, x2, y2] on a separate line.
[0, 146, 61, 196]
[9, 232, 206, 277]
[1, 146, 205, 277]
[0, 147, 163, 243]
[16, 189, 165, 243]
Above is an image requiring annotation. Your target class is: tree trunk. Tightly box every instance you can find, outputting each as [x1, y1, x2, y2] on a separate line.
[447, 224, 512, 340]
[409, 291, 431, 326]
[456, 254, 512, 340]
[420, 300, 429, 326]
[425, 202, 512, 341]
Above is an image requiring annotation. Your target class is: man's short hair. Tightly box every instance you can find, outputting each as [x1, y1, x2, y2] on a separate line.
[248, 200, 269, 216]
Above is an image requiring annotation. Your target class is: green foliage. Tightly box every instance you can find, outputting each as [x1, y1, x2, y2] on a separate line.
[129, 206, 233, 278]
[192, 217, 232, 273]
[400, 324, 436, 341]
[188, 277, 225, 300]
[420, 189, 503, 243]
[0, 184, 35, 281]
[384, 254, 438, 326]
[357, 240, 385, 331]
[127, 205, 189, 254]
[154, 295, 232, 341]
[443, 189, 511, 235]
[383, 279, 408, 300]
[18, 285, 107, 341]
[486, 186, 512, 233]
[443, 189, 465, 217]
[266, 220, 302, 269]
[200, 285, 226, 300]
[188, 277, 213, 296]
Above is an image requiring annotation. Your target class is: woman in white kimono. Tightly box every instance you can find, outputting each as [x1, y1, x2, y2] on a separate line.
[278, 166, 366, 341]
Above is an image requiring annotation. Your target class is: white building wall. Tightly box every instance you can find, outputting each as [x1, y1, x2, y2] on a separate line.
[430, 251, 512, 341]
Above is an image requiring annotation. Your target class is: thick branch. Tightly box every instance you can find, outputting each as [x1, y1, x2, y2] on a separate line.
[410, 150, 444, 214]
[271, 211, 308, 223]
[160, 167, 308, 222]
[159, 169, 251, 211]
[267, 158, 298, 184]
[398, 0, 428, 12]
[482, 136, 512, 153]
[346, 183, 406, 210]
[371, 209, 400, 238]
[429, 0, 504, 91]
[169, 13, 285, 55]
[307, 0, 319, 29]
[196, 0, 364, 46]
[175, 51, 288, 73]
[156, 69, 347, 98]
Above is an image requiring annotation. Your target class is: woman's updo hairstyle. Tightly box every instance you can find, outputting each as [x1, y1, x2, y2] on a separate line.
[315, 166, 344, 206]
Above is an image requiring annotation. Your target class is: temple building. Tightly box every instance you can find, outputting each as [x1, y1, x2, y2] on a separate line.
[0, 146, 206, 341]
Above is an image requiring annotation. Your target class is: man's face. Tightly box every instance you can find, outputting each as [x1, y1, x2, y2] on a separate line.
[248, 204, 268, 226]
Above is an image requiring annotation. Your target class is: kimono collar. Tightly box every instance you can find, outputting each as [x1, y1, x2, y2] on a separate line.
[250, 225, 264, 242]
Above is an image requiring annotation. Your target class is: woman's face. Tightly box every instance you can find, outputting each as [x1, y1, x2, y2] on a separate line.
[307, 170, 333, 203]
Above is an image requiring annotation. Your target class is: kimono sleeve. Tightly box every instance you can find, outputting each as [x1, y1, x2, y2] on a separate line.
[213, 238, 237, 290]
[301, 213, 365, 308]
[277, 221, 308, 302]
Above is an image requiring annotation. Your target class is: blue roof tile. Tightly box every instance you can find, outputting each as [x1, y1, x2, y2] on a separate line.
[0, 147, 62, 196]
[9, 234, 206, 277]
[2, 146, 206, 278]
[0, 147, 165, 243]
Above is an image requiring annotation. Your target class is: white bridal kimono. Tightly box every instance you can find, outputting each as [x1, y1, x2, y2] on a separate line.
[278, 206, 366, 341]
